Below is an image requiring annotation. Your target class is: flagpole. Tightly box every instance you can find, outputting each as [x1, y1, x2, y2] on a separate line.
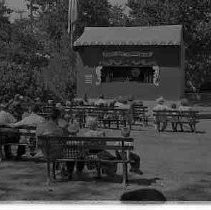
[68, 0, 76, 48]
[70, 22, 73, 48]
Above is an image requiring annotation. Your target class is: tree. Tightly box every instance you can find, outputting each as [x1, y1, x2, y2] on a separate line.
[0, 0, 12, 42]
[77, 0, 111, 34]
[127, 0, 211, 95]
[109, 4, 130, 26]
[24, 0, 112, 100]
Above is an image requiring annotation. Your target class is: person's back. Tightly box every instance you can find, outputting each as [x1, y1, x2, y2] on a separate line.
[0, 105, 19, 159]
[9, 98, 24, 121]
[0, 109, 17, 125]
[153, 104, 168, 111]
[36, 108, 63, 160]
[36, 120, 63, 136]
[178, 98, 194, 131]
[153, 97, 168, 131]
[12, 104, 45, 127]
[84, 117, 116, 175]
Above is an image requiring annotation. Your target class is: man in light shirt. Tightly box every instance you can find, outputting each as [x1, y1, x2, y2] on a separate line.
[11, 104, 45, 127]
[10, 104, 45, 159]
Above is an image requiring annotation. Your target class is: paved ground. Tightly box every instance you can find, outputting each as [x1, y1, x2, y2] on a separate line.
[0, 119, 211, 201]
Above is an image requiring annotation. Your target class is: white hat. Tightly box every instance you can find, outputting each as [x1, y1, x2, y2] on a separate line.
[156, 96, 165, 104]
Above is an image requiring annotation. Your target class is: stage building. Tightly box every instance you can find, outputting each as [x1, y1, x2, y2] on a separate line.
[74, 25, 185, 100]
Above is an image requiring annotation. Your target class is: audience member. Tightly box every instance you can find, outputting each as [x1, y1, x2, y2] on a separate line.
[9, 104, 45, 159]
[95, 94, 107, 107]
[178, 98, 194, 132]
[153, 97, 169, 131]
[0, 103, 18, 159]
[170, 103, 178, 132]
[65, 118, 84, 180]
[36, 108, 63, 160]
[8, 94, 24, 121]
[84, 117, 117, 176]
[11, 104, 45, 127]
[116, 127, 143, 175]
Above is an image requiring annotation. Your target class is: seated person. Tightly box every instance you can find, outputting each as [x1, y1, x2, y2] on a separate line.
[84, 117, 117, 176]
[94, 94, 107, 107]
[65, 118, 84, 180]
[8, 95, 24, 121]
[10, 104, 46, 158]
[153, 96, 169, 131]
[0, 103, 18, 159]
[114, 97, 130, 109]
[36, 108, 63, 159]
[83, 93, 89, 105]
[11, 104, 45, 127]
[178, 98, 194, 132]
[115, 127, 143, 175]
[170, 103, 178, 132]
[178, 98, 192, 111]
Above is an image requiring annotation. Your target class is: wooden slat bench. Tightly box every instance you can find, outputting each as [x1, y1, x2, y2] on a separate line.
[153, 110, 200, 132]
[37, 135, 134, 186]
[67, 106, 131, 129]
[0, 125, 37, 160]
[132, 105, 149, 126]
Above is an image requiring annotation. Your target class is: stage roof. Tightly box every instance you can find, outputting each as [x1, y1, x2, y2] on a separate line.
[74, 25, 182, 47]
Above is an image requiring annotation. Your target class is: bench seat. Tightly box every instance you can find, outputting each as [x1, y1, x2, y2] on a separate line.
[37, 135, 135, 186]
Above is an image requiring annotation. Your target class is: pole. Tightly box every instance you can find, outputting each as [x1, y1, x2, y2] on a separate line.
[30, 0, 33, 31]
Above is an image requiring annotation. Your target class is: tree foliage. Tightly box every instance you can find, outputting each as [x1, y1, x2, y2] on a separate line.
[23, 0, 112, 100]
[127, 0, 211, 92]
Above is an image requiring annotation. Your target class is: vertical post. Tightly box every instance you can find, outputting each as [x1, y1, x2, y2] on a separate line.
[47, 160, 51, 186]
[29, 0, 33, 31]
[122, 140, 128, 186]
[52, 162, 56, 180]
[0, 139, 2, 162]
[45, 139, 51, 188]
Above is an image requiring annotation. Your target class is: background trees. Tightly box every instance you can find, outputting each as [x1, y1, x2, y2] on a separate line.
[127, 0, 211, 93]
[1, 0, 210, 102]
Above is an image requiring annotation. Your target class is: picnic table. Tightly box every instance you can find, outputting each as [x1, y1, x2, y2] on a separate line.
[66, 105, 131, 129]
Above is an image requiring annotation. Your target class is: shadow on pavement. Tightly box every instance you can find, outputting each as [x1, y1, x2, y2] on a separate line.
[120, 188, 166, 202]
[54, 174, 161, 186]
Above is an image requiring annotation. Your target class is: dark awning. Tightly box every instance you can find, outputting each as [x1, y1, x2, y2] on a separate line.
[74, 25, 182, 47]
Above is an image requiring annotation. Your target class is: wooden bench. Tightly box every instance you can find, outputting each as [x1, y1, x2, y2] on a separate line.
[153, 110, 200, 132]
[41, 105, 54, 114]
[67, 106, 130, 129]
[37, 135, 134, 186]
[0, 125, 37, 160]
[132, 105, 149, 126]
